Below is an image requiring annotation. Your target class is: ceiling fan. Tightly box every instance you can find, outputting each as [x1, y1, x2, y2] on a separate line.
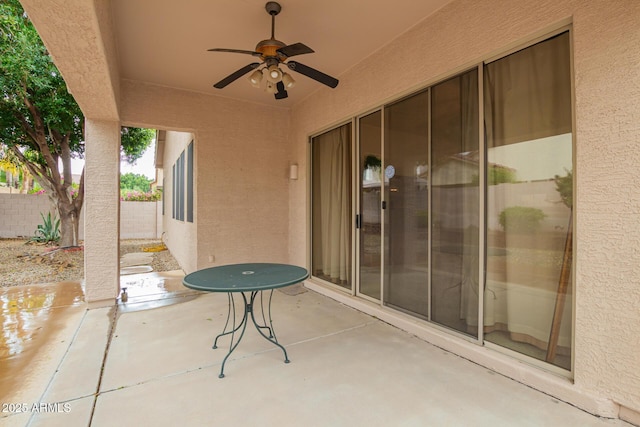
[208, 1, 339, 100]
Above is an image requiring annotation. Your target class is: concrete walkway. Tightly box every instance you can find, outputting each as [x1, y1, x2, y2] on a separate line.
[0, 272, 632, 426]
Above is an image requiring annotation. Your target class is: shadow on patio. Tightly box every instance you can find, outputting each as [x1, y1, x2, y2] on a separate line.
[0, 272, 630, 426]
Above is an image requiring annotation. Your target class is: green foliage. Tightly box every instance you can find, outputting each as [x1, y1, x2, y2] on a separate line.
[31, 212, 60, 243]
[120, 172, 152, 192]
[488, 166, 517, 185]
[554, 169, 572, 209]
[120, 190, 162, 202]
[364, 155, 381, 169]
[121, 128, 155, 164]
[0, 1, 155, 245]
[0, 0, 84, 161]
[471, 166, 517, 186]
[498, 206, 546, 233]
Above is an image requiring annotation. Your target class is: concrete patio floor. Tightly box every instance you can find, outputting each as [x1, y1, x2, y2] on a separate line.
[0, 271, 633, 427]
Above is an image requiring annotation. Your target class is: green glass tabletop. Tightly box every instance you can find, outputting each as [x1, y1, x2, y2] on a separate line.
[182, 263, 309, 292]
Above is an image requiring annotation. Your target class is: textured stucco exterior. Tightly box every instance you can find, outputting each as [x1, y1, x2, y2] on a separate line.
[19, 0, 120, 121]
[84, 119, 120, 302]
[161, 131, 197, 273]
[17, 0, 640, 422]
[119, 80, 291, 273]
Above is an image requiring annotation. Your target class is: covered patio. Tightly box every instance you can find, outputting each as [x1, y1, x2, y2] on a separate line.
[1, 273, 631, 426]
[9, 0, 640, 425]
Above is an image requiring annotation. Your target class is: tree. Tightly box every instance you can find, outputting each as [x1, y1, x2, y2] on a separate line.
[120, 172, 152, 193]
[0, 0, 153, 246]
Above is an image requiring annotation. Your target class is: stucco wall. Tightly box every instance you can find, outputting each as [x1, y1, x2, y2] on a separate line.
[289, 0, 640, 419]
[120, 81, 291, 273]
[162, 131, 197, 273]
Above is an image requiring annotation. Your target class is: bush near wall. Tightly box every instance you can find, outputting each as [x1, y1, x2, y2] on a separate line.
[120, 190, 161, 202]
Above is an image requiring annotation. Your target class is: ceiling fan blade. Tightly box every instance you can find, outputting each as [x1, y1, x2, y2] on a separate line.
[275, 81, 288, 99]
[286, 61, 339, 88]
[213, 63, 260, 89]
[208, 48, 262, 57]
[277, 42, 314, 58]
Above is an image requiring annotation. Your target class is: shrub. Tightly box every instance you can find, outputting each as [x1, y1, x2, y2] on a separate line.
[31, 212, 61, 244]
[498, 206, 546, 233]
[120, 190, 161, 202]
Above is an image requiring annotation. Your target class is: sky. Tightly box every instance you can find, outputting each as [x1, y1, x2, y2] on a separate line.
[69, 139, 157, 180]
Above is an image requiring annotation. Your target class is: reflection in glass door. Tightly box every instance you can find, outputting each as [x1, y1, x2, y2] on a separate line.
[384, 92, 430, 317]
[358, 111, 382, 300]
[483, 32, 573, 369]
[430, 70, 479, 337]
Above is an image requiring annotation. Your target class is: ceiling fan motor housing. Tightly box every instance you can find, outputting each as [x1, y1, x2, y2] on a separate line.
[265, 2, 281, 16]
[255, 39, 286, 58]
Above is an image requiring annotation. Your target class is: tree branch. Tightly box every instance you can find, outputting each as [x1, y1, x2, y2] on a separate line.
[73, 166, 85, 212]
[19, 94, 61, 183]
[9, 145, 54, 192]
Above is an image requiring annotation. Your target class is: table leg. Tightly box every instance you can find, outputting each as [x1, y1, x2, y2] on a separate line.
[217, 292, 250, 378]
[212, 293, 243, 349]
[249, 290, 290, 364]
[214, 290, 290, 378]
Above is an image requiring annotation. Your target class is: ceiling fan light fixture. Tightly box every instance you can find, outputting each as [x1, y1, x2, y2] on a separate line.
[248, 69, 263, 87]
[265, 80, 277, 94]
[267, 65, 282, 82]
[282, 72, 295, 88]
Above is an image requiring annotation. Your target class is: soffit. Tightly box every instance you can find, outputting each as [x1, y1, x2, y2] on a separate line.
[112, 0, 454, 108]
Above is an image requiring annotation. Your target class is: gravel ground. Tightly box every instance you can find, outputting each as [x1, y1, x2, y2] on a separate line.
[0, 238, 182, 288]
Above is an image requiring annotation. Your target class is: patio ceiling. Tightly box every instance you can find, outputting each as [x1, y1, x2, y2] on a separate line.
[112, 0, 454, 107]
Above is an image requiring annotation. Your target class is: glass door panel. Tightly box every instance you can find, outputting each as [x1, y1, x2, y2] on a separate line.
[430, 70, 480, 337]
[311, 123, 353, 290]
[483, 32, 573, 369]
[383, 91, 429, 317]
[358, 111, 382, 299]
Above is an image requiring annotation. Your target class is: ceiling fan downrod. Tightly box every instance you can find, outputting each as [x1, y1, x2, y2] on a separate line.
[266, 2, 281, 40]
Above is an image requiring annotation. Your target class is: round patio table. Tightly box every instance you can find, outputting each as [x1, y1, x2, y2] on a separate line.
[182, 263, 309, 378]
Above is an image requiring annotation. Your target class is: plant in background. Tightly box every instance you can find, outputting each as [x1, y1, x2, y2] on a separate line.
[31, 212, 60, 244]
[498, 206, 546, 233]
[364, 155, 381, 170]
[120, 172, 152, 193]
[554, 169, 572, 209]
[120, 190, 162, 202]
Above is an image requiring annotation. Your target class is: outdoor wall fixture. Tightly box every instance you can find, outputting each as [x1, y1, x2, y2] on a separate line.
[289, 164, 299, 180]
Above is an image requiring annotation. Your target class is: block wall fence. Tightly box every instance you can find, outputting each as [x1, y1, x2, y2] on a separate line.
[0, 194, 162, 240]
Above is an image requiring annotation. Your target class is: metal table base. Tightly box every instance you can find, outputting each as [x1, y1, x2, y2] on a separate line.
[213, 290, 289, 378]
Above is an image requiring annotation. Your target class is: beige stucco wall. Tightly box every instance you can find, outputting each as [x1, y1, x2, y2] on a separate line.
[289, 0, 640, 419]
[120, 80, 291, 273]
[162, 131, 197, 273]
[84, 119, 121, 302]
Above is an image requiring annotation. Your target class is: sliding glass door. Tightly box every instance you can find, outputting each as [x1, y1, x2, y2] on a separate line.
[483, 32, 573, 369]
[313, 30, 573, 370]
[358, 111, 382, 299]
[430, 70, 480, 337]
[311, 123, 352, 290]
[383, 92, 430, 317]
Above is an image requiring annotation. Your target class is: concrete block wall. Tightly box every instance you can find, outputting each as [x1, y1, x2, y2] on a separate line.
[120, 200, 162, 239]
[0, 194, 61, 238]
[0, 194, 161, 240]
